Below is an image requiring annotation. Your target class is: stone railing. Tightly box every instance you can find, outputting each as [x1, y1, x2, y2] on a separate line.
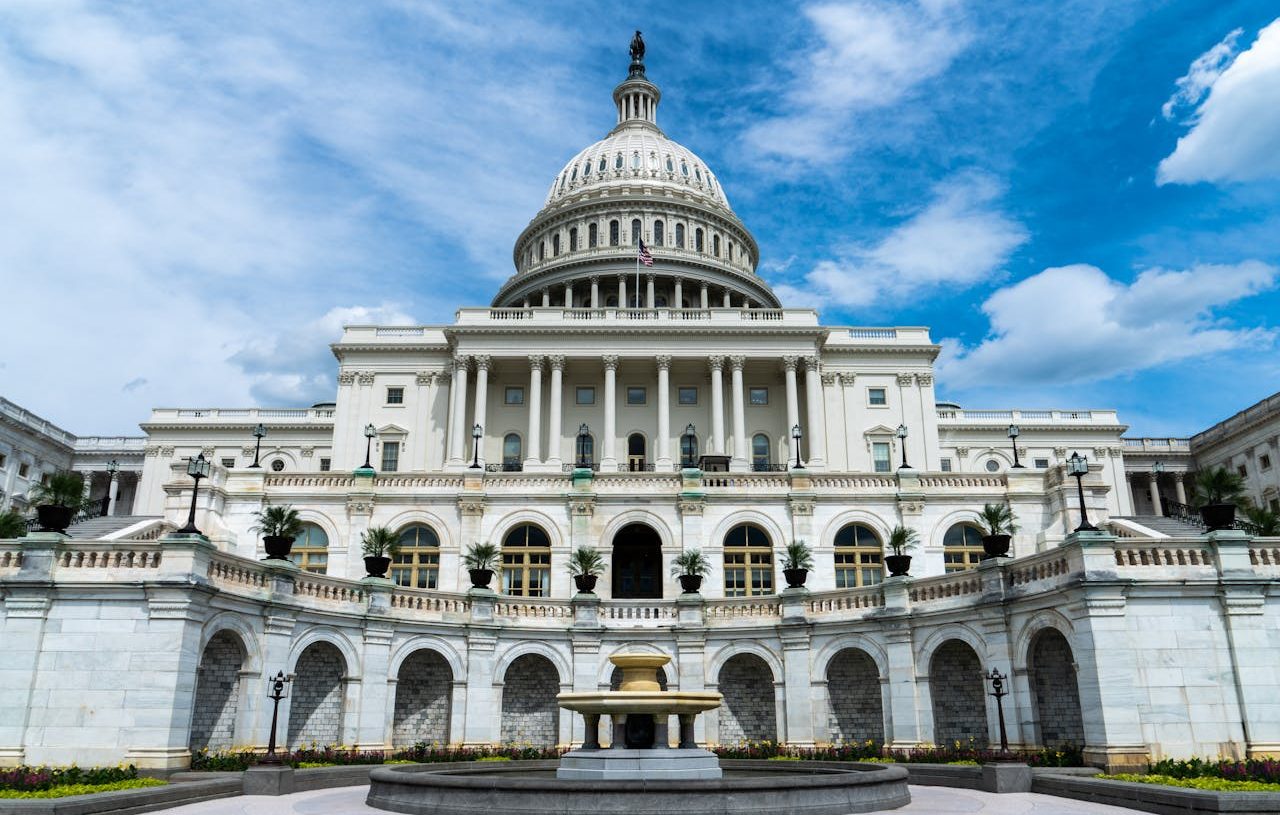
[264, 473, 357, 489]
[1005, 548, 1075, 589]
[0, 397, 76, 446]
[209, 556, 271, 591]
[293, 573, 366, 605]
[916, 474, 1008, 489]
[701, 473, 790, 490]
[809, 474, 898, 490]
[1122, 437, 1191, 452]
[493, 599, 575, 620]
[908, 571, 983, 605]
[0, 547, 23, 570]
[1112, 539, 1215, 568]
[149, 407, 335, 423]
[704, 596, 781, 620]
[601, 601, 679, 625]
[936, 408, 1118, 425]
[56, 544, 164, 570]
[370, 475, 467, 490]
[807, 587, 885, 616]
[1249, 540, 1280, 572]
[451, 306, 820, 328]
[388, 588, 470, 617]
[592, 473, 684, 493]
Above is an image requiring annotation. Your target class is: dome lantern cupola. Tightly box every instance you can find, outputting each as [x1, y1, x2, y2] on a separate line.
[612, 31, 661, 130]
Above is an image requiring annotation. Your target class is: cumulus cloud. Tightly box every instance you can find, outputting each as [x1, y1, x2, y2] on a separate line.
[743, 0, 972, 162]
[774, 172, 1027, 309]
[1157, 20, 1280, 185]
[939, 261, 1278, 388]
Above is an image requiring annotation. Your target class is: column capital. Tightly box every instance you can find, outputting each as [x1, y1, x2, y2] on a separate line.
[617, 274, 627, 283]
[602, 355, 619, 371]
[896, 373, 914, 386]
[590, 275, 601, 284]
[473, 355, 492, 372]
[821, 371, 839, 386]
[803, 356, 821, 372]
[358, 370, 376, 385]
[915, 373, 933, 386]
[700, 281, 709, 290]
[437, 369, 452, 384]
[781, 355, 799, 372]
[338, 370, 357, 385]
[453, 355, 471, 372]
[547, 355, 566, 372]
[415, 371, 435, 386]
[528, 354, 545, 370]
[655, 354, 672, 370]
[646, 273, 655, 282]
[708, 355, 725, 373]
[728, 355, 746, 371]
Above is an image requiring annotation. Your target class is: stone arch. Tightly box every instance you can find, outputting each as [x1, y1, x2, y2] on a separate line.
[826, 648, 884, 744]
[813, 635, 889, 681]
[493, 641, 570, 686]
[291, 509, 340, 552]
[500, 653, 560, 746]
[602, 510, 676, 550]
[1028, 629, 1084, 748]
[288, 628, 361, 679]
[610, 521, 664, 599]
[199, 613, 262, 674]
[388, 636, 466, 680]
[709, 510, 788, 553]
[263, 449, 299, 470]
[286, 641, 347, 748]
[189, 630, 246, 751]
[707, 641, 784, 686]
[928, 509, 985, 551]
[1011, 610, 1076, 672]
[916, 624, 988, 671]
[487, 510, 565, 551]
[608, 665, 669, 691]
[929, 639, 988, 747]
[820, 510, 893, 550]
[381, 509, 455, 550]
[392, 649, 453, 747]
[717, 653, 776, 743]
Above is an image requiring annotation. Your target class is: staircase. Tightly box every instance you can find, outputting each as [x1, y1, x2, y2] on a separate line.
[1113, 515, 1205, 537]
[64, 516, 162, 539]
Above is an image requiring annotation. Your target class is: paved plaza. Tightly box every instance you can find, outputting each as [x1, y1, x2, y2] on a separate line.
[148, 784, 1149, 815]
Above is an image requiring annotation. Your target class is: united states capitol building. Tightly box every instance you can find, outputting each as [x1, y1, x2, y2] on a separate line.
[2, 39, 1279, 775]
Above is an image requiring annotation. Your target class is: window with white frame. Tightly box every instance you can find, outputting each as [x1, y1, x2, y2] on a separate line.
[868, 388, 887, 406]
[678, 386, 697, 405]
[381, 441, 400, 472]
[576, 387, 595, 405]
[319, 457, 331, 471]
[386, 387, 404, 405]
[504, 386, 524, 406]
[748, 387, 768, 405]
[1034, 458, 1050, 469]
[1261, 454, 1272, 471]
[872, 442, 891, 473]
[626, 386, 646, 405]
[221, 457, 235, 468]
[940, 457, 952, 472]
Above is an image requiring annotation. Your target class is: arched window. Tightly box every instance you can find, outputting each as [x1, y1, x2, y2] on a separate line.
[695, 228, 704, 252]
[751, 434, 770, 471]
[665, 156, 674, 172]
[589, 223, 598, 248]
[680, 161, 689, 176]
[577, 433, 595, 467]
[570, 165, 578, 182]
[609, 220, 620, 247]
[391, 525, 440, 589]
[680, 431, 699, 466]
[502, 433, 522, 471]
[834, 524, 883, 587]
[552, 234, 561, 256]
[290, 524, 329, 574]
[627, 433, 646, 471]
[502, 524, 551, 597]
[724, 523, 773, 596]
[598, 156, 607, 172]
[538, 241, 545, 261]
[713, 234, 721, 257]
[614, 153, 623, 170]
[569, 227, 578, 251]
[631, 152, 641, 169]
[675, 223, 685, 248]
[728, 242, 734, 262]
[582, 160, 591, 177]
[943, 523, 985, 573]
[653, 219, 664, 247]
[655, 294, 668, 307]
[631, 218, 642, 246]
[694, 166, 702, 181]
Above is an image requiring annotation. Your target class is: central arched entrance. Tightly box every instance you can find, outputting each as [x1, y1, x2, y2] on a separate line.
[612, 523, 662, 599]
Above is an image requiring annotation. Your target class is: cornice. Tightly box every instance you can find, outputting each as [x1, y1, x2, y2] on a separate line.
[444, 325, 829, 339]
[820, 344, 942, 359]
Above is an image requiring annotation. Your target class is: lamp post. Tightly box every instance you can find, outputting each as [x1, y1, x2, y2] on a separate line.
[250, 423, 267, 468]
[470, 424, 483, 470]
[1152, 461, 1165, 515]
[1068, 452, 1097, 532]
[177, 453, 211, 535]
[105, 459, 119, 517]
[260, 670, 294, 765]
[896, 424, 909, 469]
[791, 423, 803, 470]
[984, 668, 1013, 758]
[681, 423, 697, 468]
[1008, 424, 1023, 468]
[362, 424, 376, 470]
[576, 423, 591, 468]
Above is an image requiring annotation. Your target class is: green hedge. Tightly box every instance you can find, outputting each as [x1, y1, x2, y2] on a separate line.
[1, 765, 141, 792]
[712, 741, 1084, 767]
[1101, 773, 1280, 792]
[190, 743, 565, 771]
[0, 779, 166, 799]
[1148, 757, 1280, 785]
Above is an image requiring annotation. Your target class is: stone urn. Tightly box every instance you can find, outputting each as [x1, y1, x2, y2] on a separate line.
[469, 568, 494, 589]
[981, 534, 1011, 559]
[1200, 503, 1236, 531]
[678, 574, 703, 594]
[262, 535, 294, 560]
[36, 505, 74, 533]
[782, 568, 808, 588]
[364, 555, 392, 578]
[574, 574, 598, 593]
[885, 554, 912, 577]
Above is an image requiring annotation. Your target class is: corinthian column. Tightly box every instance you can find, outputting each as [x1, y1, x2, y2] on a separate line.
[547, 356, 565, 467]
[782, 356, 800, 466]
[656, 355, 672, 469]
[472, 356, 490, 467]
[526, 355, 544, 467]
[804, 356, 826, 469]
[448, 357, 469, 466]
[602, 356, 619, 469]
[709, 356, 725, 455]
[729, 356, 747, 471]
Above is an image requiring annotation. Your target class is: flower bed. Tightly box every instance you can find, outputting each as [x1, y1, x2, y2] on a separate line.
[190, 743, 565, 771]
[1099, 773, 1280, 792]
[1147, 756, 1280, 785]
[712, 740, 1084, 767]
[0, 764, 166, 798]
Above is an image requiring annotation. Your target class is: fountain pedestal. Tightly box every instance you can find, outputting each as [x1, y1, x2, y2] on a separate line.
[555, 653, 724, 780]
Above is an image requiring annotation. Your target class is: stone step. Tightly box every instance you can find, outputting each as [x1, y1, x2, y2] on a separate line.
[1114, 515, 1204, 536]
[65, 515, 162, 539]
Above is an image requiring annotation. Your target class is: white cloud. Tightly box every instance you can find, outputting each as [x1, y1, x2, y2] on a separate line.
[939, 261, 1278, 388]
[774, 172, 1026, 309]
[743, 0, 971, 161]
[1157, 19, 1280, 185]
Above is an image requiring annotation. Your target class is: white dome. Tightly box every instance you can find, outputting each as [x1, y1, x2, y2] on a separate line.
[543, 124, 733, 213]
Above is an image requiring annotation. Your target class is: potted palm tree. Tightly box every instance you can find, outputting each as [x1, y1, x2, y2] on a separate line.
[979, 503, 1017, 559]
[361, 526, 400, 578]
[27, 471, 88, 533]
[251, 505, 304, 560]
[1244, 504, 1279, 537]
[0, 509, 28, 539]
[463, 542, 500, 589]
[1194, 467, 1248, 530]
[671, 548, 711, 594]
[782, 540, 813, 588]
[567, 546, 604, 594]
[885, 525, 918, 577]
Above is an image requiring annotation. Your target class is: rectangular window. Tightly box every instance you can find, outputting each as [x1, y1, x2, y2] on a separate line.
[1034, 458, 1050, 469]
[504, 386, 525, 405]
[386, 387, 404, 405]
[678, 386, 698, 405]
[220, 457, 235, 468]
[381, 441, 400, 472]
[748, 387, 769, 406]
[627, 386, 646, 405]
[1261, 454, 1272, 471]
[0, 452, 8, 469]
[319, 457, 331, 471]
[576, 386, 595, 405]
[1272, 498, 1280, 512]
[868, 388, 887, 406]
[940, 458, 952, 472]
[872, 442, 891, 473]
[18, 463, 29, 478]
[1238, 464, 1248, 477]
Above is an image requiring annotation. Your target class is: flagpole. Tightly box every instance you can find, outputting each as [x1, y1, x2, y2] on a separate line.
[635, 243, 640, 310]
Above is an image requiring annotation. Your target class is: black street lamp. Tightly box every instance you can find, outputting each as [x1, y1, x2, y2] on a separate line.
[984, 668, 1013, 758]
[1008, 424, 1024, 468]
[1068, 451, 1097, 532]
[896, 424, 909, 469]
[791, 423, 803, 469]
[680, 423, 698, 467]
[576, 423, 592, 468]
[362, 424, 376, 469]
[470, 424, 483, 469]
[260, 670, 294, 765]
[177, 453, 211, 535]
[250, 423, 267, 468]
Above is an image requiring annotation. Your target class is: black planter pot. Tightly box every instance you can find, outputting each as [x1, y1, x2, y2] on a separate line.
[36, 504, 74, 533]
[1201, 503, 1236, 531]
[469, 568, 494, 589]
[573, 574, 598, 594]
[981, 534, 1012, 559]
[678, 574, 703, 594]
[263, 535, 295, 560]
[364, 555, 392, 578]
[783, 568, 808, 589]
[885, 554, 912, 577]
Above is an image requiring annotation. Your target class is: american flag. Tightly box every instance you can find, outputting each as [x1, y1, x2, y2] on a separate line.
[637, 239, 654, 266]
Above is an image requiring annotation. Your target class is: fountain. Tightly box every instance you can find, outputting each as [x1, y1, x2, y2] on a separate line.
[366, 651, 911, 814]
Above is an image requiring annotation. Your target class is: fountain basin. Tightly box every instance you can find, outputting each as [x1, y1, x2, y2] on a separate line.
[366, 759, 911, 815]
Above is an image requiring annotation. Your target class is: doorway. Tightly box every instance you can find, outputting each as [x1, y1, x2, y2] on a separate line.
[612, 523, 662, 599]
[627, 433, 647, 472]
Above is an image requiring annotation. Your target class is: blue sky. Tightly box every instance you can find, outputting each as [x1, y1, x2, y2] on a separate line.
[1, 0, 1277, 437]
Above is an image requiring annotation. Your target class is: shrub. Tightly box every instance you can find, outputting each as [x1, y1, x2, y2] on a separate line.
[1101, 774, 1280, 792]
[0, 510, 28, 539]
[1193, 467, 1247, 507]
[251, 505, 304, 539]
[462, 542, 500, 571]
[360, 527, 400, 558]
[0, 779, 166, 799]
[189, 743, 566, 771]
[711, 741, 1084, 767]
[0, 764, 140, 792]
[1149, 756, 1280, 785]
[782, 541, 813, 571]
[671, 548, 711, 577]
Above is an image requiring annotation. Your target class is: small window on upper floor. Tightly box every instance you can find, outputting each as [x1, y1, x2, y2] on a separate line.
[576, 386, 596, 405]
[627, 386, 647, 405]
[665, 156, 674, 172]
[319, 457, 331, 472]
[589, 223, 598, 248]
[695, 166, 702, 181]
[695, 228, 704, 252]
[381, 441, 400, 473]
[386, 387, 404, 405]
[598, 156, 607, 172]
[1261, 454, 1273, 471]
[940, 458, 952, 472]
[18, 463, 30, 478]
[569, 227, 578, 251]
[680, 161, 689, 176]
[1035, 458, 1050, 469]
[0, 452, 8, 469]
[653, 219, 664, 246]
[713, 234, 721, 257]
[678, 386, 698, 405]
[221, 457, 235, 468]
[570, 165, 578, 182]
[609, 220, 620, 247]
[505, 386, 525, 406]
[271, 459, 285, 472]
[868, 388, 887, 406]
[748, 387, 768, 406]
[614, 153, 624, 169]
[552, 233, 561, 256]
[583, 160, 592, 177]
[631, 152, 641, 169]
[675, 223, 685, 248]
[631, 218, 642, 246]
[1238, 464, 1248, 477]
[872, 442, 891, 473]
